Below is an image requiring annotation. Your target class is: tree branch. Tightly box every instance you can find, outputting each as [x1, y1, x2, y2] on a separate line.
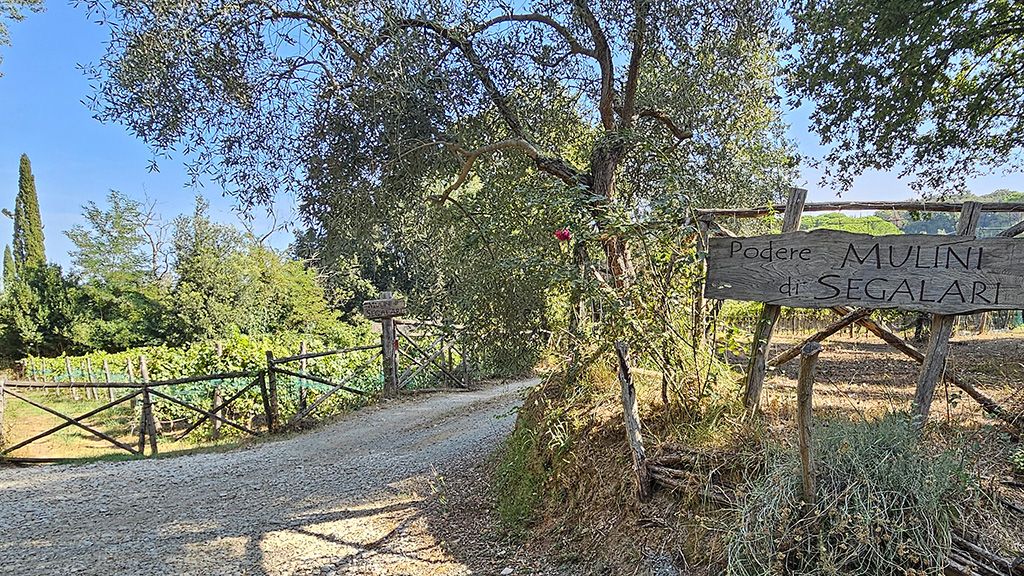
[573, 0, 616, 130]
[475, 13, 597, 59]
[637, 109, 693, 141]
[621, 0, 650, 127]
[387, 18, 527, 138]
[430, 139, 585, 203]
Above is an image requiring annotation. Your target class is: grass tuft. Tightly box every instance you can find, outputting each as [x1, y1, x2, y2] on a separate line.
[728, 414, 972, 576]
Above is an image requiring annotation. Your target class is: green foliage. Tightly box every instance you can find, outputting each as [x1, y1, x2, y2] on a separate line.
[65, 190, 158, 284]
[495, 423, 547, 530]
[728, 415, 972, 576]
[800, 214, 901, 236]
[2, 244, 12, 289]
[787, 0, 1024, 192]
[13, 154, 45, 271]
[1011, 449, 1024, 475]
[24, 325, 378, 435]
[82, 0, 796, 371]
[0, 263, 82, 358]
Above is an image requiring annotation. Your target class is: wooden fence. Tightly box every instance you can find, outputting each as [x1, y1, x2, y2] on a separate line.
[1, 323, 471, 464]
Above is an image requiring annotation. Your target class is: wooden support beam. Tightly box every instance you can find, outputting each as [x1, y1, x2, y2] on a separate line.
[829, 307, 1020, 429]
[174, 378, 261, 441]
[139, 356, 157, 455]
[914, 202, 982, 424]
[380, 291, 399, 398]
[148, 388, 259, 437]
[615, 341, 651, 501]
[697, 200, 1024, 219]
[265, 351, 279, 433]
[797, 342, 822, 507]
[283, 352, 381, 427]
[996, 219, 1024, 238]
[743, 188, 807, 412]
[768, 308, 872, 367]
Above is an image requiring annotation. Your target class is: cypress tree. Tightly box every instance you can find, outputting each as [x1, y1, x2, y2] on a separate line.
[13, 153, 46, 270]
[2, 244, 13, 288]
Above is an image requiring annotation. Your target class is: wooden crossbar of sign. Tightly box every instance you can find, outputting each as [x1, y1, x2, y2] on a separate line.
[363, 298, 407, 319]
[706, 229, 1024, 315]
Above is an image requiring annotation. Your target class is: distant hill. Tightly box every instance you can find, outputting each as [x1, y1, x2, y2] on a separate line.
[873, 189, 1024, 237]
[800, 213, 902, 235]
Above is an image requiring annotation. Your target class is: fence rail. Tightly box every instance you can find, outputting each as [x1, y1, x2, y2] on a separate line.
[2, 316, 478, 463]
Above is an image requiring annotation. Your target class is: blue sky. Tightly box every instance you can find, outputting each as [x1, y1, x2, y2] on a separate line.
[1, 2, 1022, 269]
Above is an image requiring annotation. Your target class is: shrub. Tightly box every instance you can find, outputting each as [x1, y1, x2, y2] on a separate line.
[728, 414, 972, 576]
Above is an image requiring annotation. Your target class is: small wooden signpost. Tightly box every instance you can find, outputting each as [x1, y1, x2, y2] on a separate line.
[364, 292, 406, 397]
[363, 297, 408, 320]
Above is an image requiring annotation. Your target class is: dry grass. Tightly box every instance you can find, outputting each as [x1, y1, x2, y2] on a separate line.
[489, 330, 1024, 575]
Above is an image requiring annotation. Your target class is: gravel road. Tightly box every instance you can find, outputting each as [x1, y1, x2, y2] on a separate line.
[0, 378, 539, 576]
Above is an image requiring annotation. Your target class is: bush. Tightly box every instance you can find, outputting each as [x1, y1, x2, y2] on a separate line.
[728, 415, 972, 576]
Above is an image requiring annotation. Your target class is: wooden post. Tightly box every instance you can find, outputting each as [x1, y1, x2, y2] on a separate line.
[0, 379, 5, 448]
[743, 187, 808, 412]
[139, 356, 158, 455]
[85, 358, 96, 400]
[212, 342, 224, 440]
[797, 342, 822, 507]
[380, 291, 399, 398]
[614, 341, 651, 501]
[913, 202, 982, 425]
[298, 341, 308, 412]
[103, 359, 114, 402]
[258, 373, 271, 433]
[126, 359, 137, 409]
[265, 351, 279, 433]
[65, 357, 81, 401]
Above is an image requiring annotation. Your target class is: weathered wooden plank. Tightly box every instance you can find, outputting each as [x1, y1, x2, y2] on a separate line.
[707, 229, 1024, 314]
[913, 202, 983, 423]
[743, 188, 807, 411]
[697, 201, 1024, 219]
[363, 297, 407, 319]
[797, 342, 822, 507]
[271, 344, 381, 365]
[614, 341, 651, 501]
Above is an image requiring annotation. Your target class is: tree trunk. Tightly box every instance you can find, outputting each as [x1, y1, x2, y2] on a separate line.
[591, 141, 633, 290]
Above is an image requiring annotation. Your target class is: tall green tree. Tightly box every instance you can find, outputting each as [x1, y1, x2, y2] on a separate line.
[65, 190, 167, 284]
[787, 0, 1024, 192]
[2, 244, 12, 289]
[0, 263, 82, 358]
[13, 153, 45, 270]
[166, 196, 247, 343]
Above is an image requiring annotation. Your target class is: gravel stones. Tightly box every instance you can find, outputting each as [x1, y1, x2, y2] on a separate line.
[0, 380, 537, 576]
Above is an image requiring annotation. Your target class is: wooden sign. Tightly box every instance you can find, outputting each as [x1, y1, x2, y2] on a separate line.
[706, 229, 1024, 314]
[363, 298, 407, 319]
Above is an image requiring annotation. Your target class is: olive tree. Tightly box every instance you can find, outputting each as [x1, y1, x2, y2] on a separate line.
[788, 0, 1024, 192]
[85, 0, 795, 294]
